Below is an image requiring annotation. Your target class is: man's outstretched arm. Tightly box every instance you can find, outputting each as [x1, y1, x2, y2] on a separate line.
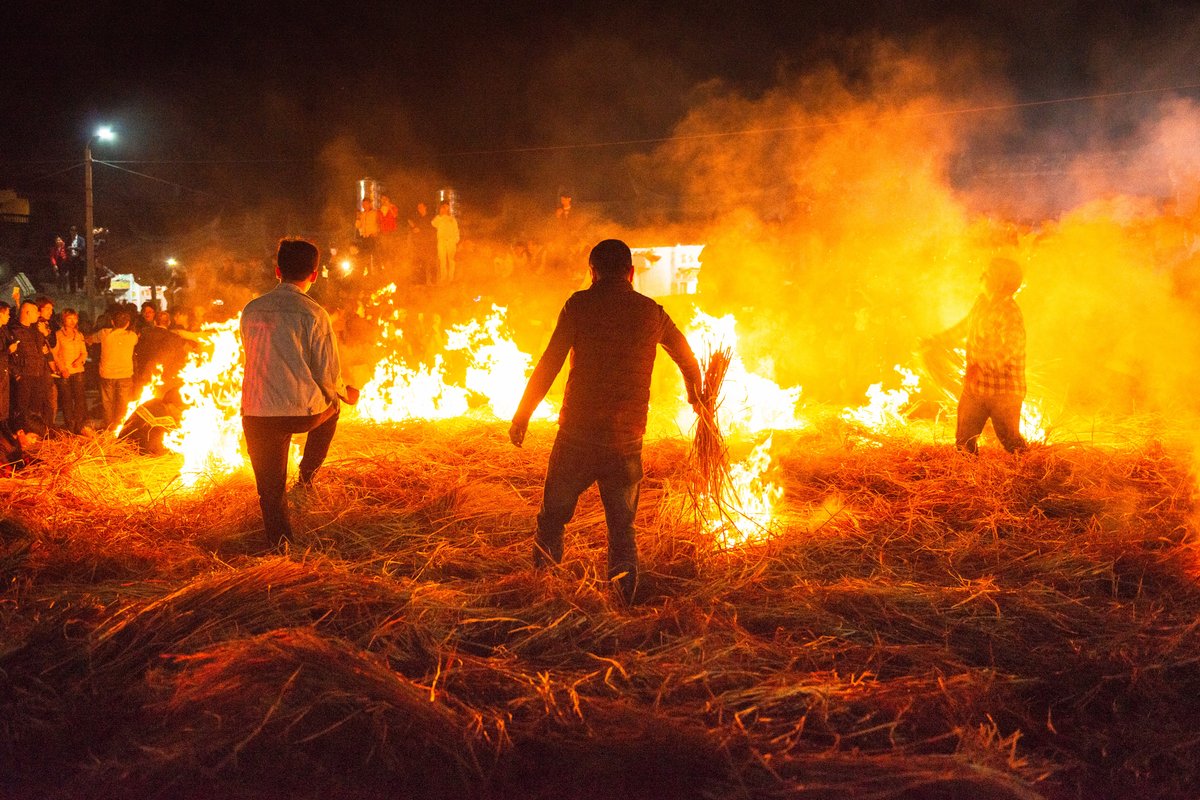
[509, 304, 574, 446]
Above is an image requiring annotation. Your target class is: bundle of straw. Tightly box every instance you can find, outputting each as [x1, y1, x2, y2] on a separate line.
[691, 347, 732, 514]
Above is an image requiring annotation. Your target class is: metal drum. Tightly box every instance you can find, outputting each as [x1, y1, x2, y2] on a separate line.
[437, 187, 459, 217]
[357, 178, 381, 213]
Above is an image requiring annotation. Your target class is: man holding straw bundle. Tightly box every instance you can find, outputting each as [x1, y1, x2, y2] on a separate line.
[509, 239, 703, 602]
[241, 238, 359, 549]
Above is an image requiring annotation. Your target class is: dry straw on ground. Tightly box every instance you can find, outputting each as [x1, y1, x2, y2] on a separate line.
[2, 417, 1199, 799]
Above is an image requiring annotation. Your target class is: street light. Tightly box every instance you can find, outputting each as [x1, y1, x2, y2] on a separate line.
[85, 125, 116, 299]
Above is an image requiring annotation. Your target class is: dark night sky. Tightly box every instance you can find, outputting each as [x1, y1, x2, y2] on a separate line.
[4, 0, 1200, 244]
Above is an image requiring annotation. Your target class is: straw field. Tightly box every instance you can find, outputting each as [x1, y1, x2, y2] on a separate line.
[1, 418, 1198, 799]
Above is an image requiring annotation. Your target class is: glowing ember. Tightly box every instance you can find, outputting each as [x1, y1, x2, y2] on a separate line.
[842, 365, 921, 434]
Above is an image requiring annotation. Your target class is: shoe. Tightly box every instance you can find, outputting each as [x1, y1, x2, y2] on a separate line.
[287, 481, 311, 507]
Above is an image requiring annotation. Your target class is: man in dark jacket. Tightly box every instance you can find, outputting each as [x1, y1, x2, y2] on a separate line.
[509, 239, 703, 602]
[9, 301, 56, 425]
[134, 310, 189, 391]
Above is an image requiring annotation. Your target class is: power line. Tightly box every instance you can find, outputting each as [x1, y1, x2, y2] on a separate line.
[95, 160, 215, 197]
[25, 162, 84, 183]
[441, 81, 1200, 157]
[104, 158, 311, 165]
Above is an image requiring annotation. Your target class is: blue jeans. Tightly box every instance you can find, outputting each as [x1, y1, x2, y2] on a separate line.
[100, 377, 133, 428]
[536, 435, 643, 600]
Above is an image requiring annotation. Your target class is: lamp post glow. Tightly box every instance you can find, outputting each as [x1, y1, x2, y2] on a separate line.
[85, 126, 115, 298]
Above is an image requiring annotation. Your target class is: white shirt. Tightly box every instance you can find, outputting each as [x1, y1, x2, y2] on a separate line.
[431, 214, 460, 247]
[240, 282, 345, 417]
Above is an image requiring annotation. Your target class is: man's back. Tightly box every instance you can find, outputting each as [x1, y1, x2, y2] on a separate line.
[527, 277, 700, 450]
[97, 328, 138, 379]
[240, 284, 341, 417]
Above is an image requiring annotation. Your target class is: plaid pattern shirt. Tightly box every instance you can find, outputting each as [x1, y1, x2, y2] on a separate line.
[948, 295, 1026, 397]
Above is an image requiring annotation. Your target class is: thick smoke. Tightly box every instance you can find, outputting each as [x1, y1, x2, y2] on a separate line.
[166, 29, 1200, 438]
[630, 37, 1200, 427]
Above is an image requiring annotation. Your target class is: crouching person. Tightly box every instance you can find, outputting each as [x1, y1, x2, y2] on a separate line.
[240, 239, 359, 550]
[509, 239, 702, 603]
[118, 387, 184, 455]
[0, 413, 48, 475]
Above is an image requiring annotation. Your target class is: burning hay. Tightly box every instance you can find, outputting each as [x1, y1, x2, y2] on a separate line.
[2, 419, 1199, 799]
[691, 347, 733, 514]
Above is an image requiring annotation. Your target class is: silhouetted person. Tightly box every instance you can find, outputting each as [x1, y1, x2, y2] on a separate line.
[930, 257, 1029, 454]
[509, 239, 702, 602]
[408, 201, 437, 284]
[0, 303, 14, 422]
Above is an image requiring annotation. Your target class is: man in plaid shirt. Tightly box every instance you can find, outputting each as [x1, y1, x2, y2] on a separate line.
[935, 257, 1028, 454]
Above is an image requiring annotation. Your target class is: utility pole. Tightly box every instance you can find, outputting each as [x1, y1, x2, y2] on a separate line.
[83, 126, 114, 300]
[84, 138, 95, 298]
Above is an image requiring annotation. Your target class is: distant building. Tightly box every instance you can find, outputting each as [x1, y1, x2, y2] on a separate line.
[109, 273, 168, 310]
[631, 244, 704, 298]
[0, 189, 30, 225]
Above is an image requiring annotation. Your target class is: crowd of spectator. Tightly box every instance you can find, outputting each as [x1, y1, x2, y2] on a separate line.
[0, 295, 204, 470]
[346, 190, 594, 295]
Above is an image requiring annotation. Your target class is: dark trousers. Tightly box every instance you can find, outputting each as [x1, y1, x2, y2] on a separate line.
[12, 375, 53, 426]
[242, 404, 340, 547]
[956, 391, 1027, 454]
[58, 373, 86, 433]
[66, 257, 85, 292]
[100, 377, 133, 428]
[0, 373, 9, 422]
[536, 435, 643, 599]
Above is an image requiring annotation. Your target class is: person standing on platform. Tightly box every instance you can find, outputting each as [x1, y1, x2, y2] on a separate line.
[408, 201, 437, 284]
[66, 226, 85, 293]
[431, 201, 460, 283]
